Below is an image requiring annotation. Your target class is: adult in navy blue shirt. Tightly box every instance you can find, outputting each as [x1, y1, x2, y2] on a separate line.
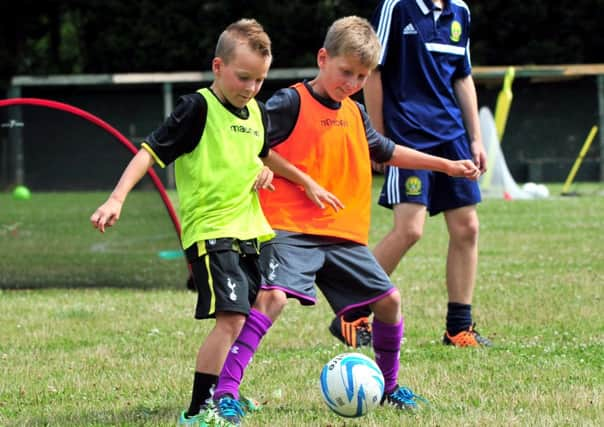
[329, 0, 492, 348]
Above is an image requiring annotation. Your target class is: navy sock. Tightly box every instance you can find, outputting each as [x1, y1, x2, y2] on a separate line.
[186, 371, 218, 417]
[446, 303, 472, 336]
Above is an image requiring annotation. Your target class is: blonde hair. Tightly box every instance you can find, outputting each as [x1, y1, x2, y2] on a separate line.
[323, 16, 381, 70]
[215, 19, 272, 64]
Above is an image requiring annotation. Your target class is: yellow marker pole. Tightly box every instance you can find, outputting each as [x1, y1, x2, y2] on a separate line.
[561, 125, 599, 195]
[482, 66, 515, 192]
[494, 66, 516, 142]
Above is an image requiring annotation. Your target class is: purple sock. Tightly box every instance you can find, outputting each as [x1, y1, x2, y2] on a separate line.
[372, 317, 404, 394]
[215, 309, 272, 400]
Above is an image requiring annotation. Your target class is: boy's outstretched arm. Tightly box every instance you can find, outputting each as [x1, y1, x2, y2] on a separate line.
[90, 149, 156, 233]
[387, 145, 481, 180]
[262, 149, 344, 211]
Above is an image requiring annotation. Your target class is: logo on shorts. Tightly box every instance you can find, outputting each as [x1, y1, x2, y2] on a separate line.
[227, 277, 237, 301]
[230, 345, 239, 355]
[268, 258, 279, 281]
[450, 20, 462, 42]
[405, 176, 422, 196]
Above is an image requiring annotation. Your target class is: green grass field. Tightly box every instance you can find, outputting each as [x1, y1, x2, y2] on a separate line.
[1, 180, 602, 426]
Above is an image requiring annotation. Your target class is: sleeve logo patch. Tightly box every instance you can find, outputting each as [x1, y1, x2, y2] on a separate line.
[450, 20, 462, 43]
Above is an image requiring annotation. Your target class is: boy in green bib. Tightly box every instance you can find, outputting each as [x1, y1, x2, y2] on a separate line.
[90, 18, 337, 426]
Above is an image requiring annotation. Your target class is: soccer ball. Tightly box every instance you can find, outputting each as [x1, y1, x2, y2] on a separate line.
[319, 352, 384, 417]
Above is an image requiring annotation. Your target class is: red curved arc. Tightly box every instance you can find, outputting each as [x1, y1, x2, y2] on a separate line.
[0, 97, 185, 261]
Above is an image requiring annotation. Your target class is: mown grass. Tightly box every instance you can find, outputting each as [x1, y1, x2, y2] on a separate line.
[0, 180, 602, 426]
[0, 191, 187, 289]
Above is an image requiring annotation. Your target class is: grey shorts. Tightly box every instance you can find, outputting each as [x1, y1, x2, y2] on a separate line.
[259, 231, 395, 316]
[186, 238, 261, 319]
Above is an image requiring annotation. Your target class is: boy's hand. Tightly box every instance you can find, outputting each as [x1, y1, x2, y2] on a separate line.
[304, 181, 344, 212]
[254, 166, 275, 191]
[90, 196, 123, 233]
[448, 160, 481, 180]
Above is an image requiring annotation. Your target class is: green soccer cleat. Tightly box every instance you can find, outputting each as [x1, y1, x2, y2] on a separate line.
[178, 402, 237, 427]
[178, 409, 215, 427]
[239, 394, 262, 413]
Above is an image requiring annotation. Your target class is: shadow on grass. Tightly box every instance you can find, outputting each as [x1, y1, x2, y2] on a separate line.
[10, 403, 183, 427]
[0, 272, 194, 291]
[0, 281, 192, 291]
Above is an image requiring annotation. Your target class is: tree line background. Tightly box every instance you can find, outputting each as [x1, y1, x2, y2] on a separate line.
[1, 0, 603, 88]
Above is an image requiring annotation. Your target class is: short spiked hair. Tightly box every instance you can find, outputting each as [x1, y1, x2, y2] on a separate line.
[215, 18, 272, 64]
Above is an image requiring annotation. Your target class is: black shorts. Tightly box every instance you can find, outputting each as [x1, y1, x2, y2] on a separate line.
[186, 238, 261, 319]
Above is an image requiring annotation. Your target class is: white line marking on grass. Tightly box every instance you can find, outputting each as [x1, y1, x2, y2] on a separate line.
[89, 234, 176, 253]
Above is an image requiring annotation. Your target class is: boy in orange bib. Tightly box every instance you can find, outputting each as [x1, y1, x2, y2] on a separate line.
[211, 16, 480, 425]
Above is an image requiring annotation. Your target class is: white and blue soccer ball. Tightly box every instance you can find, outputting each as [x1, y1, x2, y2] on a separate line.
[319, 352, 385, 417]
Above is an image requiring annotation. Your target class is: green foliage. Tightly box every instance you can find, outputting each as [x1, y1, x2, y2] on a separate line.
[0, 182, 603, 425]
[2, 0, 603, 84]
[472, 0, 604, 65]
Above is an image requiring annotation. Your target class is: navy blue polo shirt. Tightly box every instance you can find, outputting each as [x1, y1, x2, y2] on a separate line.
[371, 0, 473, 150]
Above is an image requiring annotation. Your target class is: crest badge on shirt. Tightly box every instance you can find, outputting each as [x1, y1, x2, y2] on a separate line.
[405, 176, 422, 196]
[450, 20, 462, 42]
